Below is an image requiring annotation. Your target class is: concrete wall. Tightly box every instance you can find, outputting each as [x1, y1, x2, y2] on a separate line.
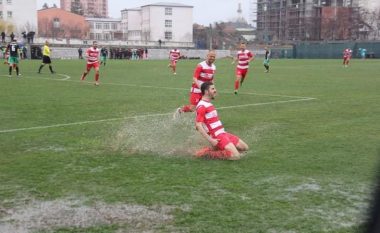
[34, 47, 231, 60]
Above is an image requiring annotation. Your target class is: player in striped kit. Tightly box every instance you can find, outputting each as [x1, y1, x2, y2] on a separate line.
[343, 48, 352, 68]
[168, 48, 180, 75]
[81, 41, 101, 86]
[232, 42, 254, 94]
[173, 50, 216, 118]
[195, 82, 249, 160]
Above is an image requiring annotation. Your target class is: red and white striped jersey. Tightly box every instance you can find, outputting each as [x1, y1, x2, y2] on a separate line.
[191, 61, 216, 94]
[236, 49, 254, 69]
[196, 99, 225, 138]
[169, 49, 180, 61]
[343, 49, 352, 58]
[86, 47, 100, 64]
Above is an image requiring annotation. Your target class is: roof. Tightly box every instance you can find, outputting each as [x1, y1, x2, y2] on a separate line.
[85, 17, 121, 22]
[121, 7, 141, 12]
[142, 2, 193, 8]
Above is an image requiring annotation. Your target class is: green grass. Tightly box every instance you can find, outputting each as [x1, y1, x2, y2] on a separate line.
[0, 58, 379, 232]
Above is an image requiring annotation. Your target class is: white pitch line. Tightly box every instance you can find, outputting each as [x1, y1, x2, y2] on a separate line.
[0, 112, 171, 134]
[1, 73, 71, 81]
[218, 98, 316, 110]
[0, 98, 316, 134]
[3, 72, 313, 99]
[89, 81, 312, 99]
[56, 73, 71, 80]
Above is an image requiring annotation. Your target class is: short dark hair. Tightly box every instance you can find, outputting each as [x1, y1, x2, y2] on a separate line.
[201, 82, 213, 95]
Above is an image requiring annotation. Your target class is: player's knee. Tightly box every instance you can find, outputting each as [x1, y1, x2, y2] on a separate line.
[237, 140, 249, 151]
[225, 143, 240, 157]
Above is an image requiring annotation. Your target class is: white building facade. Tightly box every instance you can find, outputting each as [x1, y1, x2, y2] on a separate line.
[121, 2, 193, 44]
[0, 0, 38, 35]
[86, 17, 122, 41]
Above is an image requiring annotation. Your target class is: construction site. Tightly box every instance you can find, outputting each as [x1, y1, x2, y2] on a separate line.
[251, 0, 368, 43]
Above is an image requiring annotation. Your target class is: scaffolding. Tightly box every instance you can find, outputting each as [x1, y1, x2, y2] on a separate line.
[251, 0, 361, 43]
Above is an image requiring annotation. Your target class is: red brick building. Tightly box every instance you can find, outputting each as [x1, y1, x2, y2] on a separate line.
[38, 8, 90, 39]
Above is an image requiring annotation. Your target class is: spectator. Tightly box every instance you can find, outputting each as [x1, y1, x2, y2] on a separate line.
[22, 46, 27, 59]
[1, 32, 5, 43]
[10, 32, 15, 41]
[27, 32, 35, 44]
[78, 47, 83, 59]
[144, 47, 148, 59]
[22, 32, 27, 41]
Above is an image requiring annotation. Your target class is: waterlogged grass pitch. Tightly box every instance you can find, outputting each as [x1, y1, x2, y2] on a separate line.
[0, 58, 379, 232]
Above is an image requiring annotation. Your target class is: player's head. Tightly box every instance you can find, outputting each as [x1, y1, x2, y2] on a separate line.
[92, 41, 98, 48]
[201, 82, 217, 99]
[45, 40, 49, 45]
[239, 42, 246, 50]
[206, 50, 216, 65]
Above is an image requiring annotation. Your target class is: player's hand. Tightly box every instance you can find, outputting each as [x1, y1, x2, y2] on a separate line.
[210, 138, 219, 147]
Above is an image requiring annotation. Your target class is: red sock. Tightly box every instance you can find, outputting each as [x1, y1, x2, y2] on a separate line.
[234, 80, 240, 90]
[208, 150, 232, 159]
[195, 148, 232, 159]
[181, 105, 193, 112]
[195, 147, 213, 157]
[95, 73, 99, 81]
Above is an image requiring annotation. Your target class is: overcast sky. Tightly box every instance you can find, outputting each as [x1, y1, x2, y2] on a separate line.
[37, 0, 251, 25]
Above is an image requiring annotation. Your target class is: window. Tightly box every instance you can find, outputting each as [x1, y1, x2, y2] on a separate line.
[0, 0, 2, 5]
[165, 31, 172, 40]
[96, 33, 102, 40]
[103, 23, 109, 30]
[7, 11, 12, 18]
[165, 7, 172, 15]
[0, 11, 2, 19]
[96, 23, 101, 29]
[111, 23, 117, 30]
[165, 20, 172, 28]
[104, 34, 109, 40]
[6, 0, 11, 4]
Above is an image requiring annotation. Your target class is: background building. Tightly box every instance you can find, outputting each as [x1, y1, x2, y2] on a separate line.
[0, 0, 38, 37]
[86, 17, 121, 41]
[60, 0, 108, 18]
[252, 0, 380, 42]
[121, 3, 193, 43]
[38, 7, 89, 40]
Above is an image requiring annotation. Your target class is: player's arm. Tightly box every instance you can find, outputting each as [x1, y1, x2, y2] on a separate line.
[195, 107, 218, 146]
[248, 52, 255, 63]
[195, 122, 218, 146]
[192, 65, 202, 88]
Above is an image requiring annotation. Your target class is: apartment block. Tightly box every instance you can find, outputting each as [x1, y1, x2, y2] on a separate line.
[60, 0, 108, 18]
